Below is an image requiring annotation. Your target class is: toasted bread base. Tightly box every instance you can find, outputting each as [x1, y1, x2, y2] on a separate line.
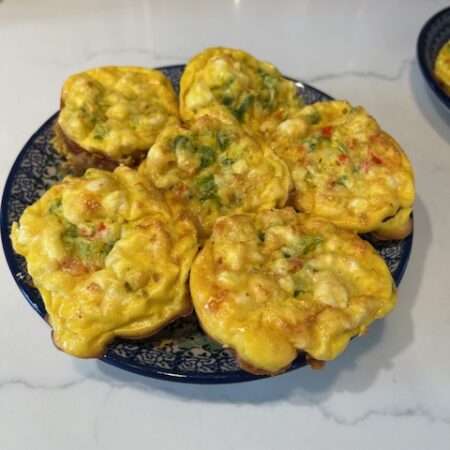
[52, 123, 147, 175]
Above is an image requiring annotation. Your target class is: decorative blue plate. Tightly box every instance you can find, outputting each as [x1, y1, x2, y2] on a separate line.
[417, 6, 450, 110]
[1, 65, 413, 383]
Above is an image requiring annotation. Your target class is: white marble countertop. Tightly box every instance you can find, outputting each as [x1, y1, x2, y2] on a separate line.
[1, 1, 450, 449]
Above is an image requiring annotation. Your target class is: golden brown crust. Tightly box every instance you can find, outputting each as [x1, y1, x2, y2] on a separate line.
[305, 354, 326, 370]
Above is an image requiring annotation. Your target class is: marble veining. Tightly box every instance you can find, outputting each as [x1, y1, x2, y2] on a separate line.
[305, 58, 413, 84]
[50, 47, 187, 67]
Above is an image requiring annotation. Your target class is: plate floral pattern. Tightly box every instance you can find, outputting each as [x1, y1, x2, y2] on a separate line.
[1, 65, 413, 383]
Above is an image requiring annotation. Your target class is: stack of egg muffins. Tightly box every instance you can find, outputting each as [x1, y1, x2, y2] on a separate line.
[11, 48, 415, 375]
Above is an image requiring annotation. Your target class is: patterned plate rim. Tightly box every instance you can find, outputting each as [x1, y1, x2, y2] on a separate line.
[1, 65, 413, 383]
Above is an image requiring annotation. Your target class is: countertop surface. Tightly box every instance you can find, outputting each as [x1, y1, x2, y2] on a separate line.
[1, 1, 450, 449]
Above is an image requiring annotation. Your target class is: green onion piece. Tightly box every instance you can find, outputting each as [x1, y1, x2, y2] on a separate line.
[62, 223, 78, 239]
[336, 175, 348, 186]
[232, 96, 255, 121]
[220, 158, 235, 167]
[198, 146, 216, 168]
[216, 131, 231, 150]
[197, 174, 218, 201]
[337, 143, 349, 155]
[49, 199, 62, 215]
[306, 111, 321, 125]
[302, 236, 324, 255]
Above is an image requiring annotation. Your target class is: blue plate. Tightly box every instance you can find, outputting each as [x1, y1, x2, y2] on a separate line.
[417, 6, 450, 109]
[1, 65, 413, 383]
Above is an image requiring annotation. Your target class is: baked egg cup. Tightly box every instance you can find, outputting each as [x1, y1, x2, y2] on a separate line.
[139, 115, 293, 240]
[190, 208, 397, 375]
[54, 66, 179, 173]
[269, 100, 415, 238]
[180, 47, 302, 135]
[11, 166, 198, 358]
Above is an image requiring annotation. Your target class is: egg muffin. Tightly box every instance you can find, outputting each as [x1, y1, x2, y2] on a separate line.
[190, 208, 397, 375]
[270, 100, 415, 238]
[11, 167, 198, 358]
[54, 66, 179, 173]
[179, 47, 302, 134]
[139, 115, 292, 240]
[434, 39, 450, 95]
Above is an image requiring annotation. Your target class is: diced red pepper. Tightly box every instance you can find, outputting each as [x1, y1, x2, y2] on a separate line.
[321, 126, 333, 138]
[361, 160, 370, 174]
[289, 257, 304, 271]
[98, 222, 106, 232]
[338, 154, 348, 163]
[372, 154, 383, 164]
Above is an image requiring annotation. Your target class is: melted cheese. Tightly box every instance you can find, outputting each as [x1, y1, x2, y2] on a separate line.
[11, 167, 198, 358]
[58, 66, 179, 163]
[434, 39, 450, 95]
[190, 208, 397, 374]
[139, 115, 293, 240]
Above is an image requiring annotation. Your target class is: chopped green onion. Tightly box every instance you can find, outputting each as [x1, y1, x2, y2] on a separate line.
[197, 174, 218, 201]
[336, 175, 348, 186]
[337, 143, 349, 155]
[306, 111, 321, 125]
[92, 122, 108, 140]
[62, 223, 78, 239]
[100, 241, 115, 258]
[232, 96, 255, 121]
[301, 236, 323, 255]
[221, 96, 234, 106]
[49, 199, 62, 215]
[198, 146, 216, 168]
[216, 131, 231, 150]
[220, 158, 235, 167]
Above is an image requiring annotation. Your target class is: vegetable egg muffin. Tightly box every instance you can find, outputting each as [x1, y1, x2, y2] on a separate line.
[270, 100, 415, 238]
[190, 208, 397, 375]
[179, 47, 302, 135]
[139, 115, 292, 240]
[434, 39, 450, 95]
[54, 66, 179, 173]
[11, 167, 198, 358]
